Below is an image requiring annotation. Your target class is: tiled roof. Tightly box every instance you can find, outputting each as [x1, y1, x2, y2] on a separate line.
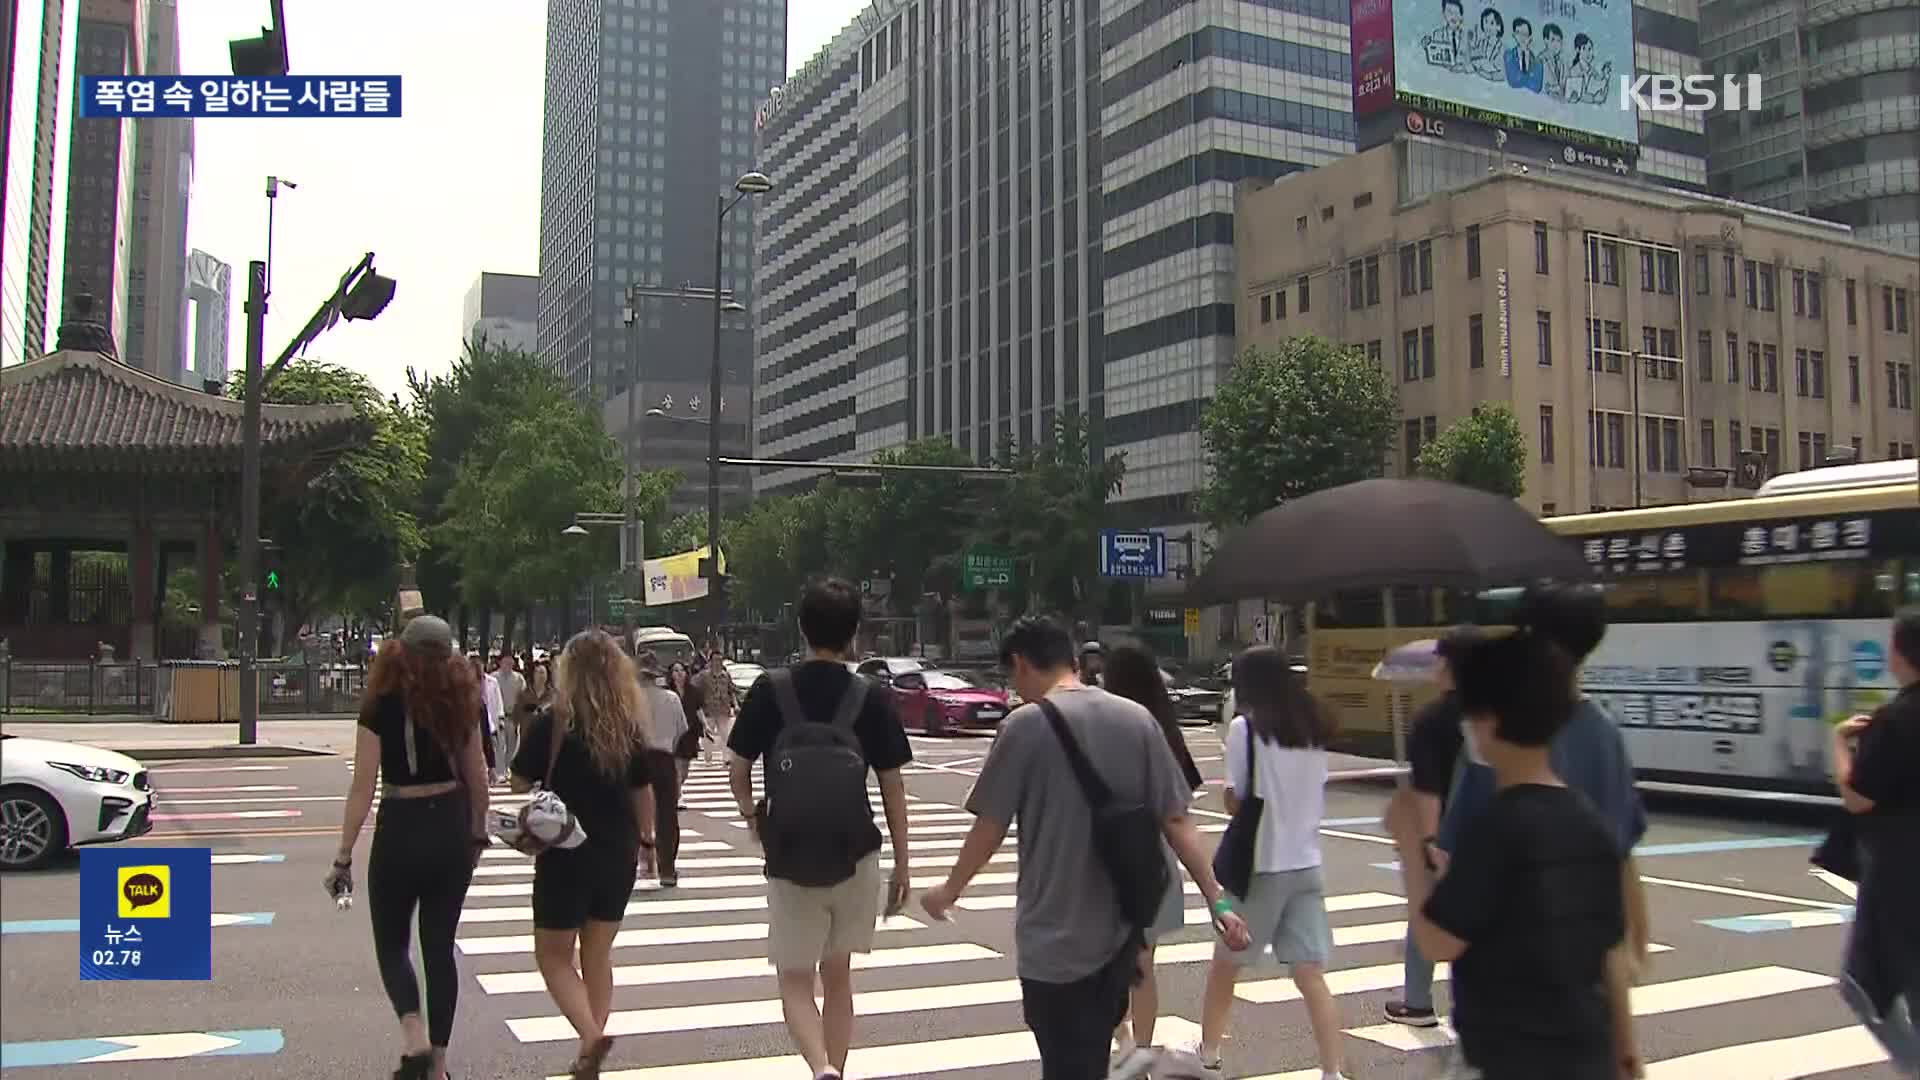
[0, 350, 368, 470]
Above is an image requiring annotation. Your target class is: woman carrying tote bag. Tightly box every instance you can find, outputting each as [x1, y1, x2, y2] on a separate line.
[1192, 646, 1347, 1080]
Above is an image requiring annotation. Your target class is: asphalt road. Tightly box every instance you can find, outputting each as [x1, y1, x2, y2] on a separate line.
[0, 727, 1900, 1078]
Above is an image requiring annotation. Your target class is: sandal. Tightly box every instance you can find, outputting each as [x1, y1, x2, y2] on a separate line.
[569, 1036, 614, 1078]
[391, 1052, 433, 1080]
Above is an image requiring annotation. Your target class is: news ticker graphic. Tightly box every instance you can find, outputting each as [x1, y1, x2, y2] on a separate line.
[79, 76, 401, 119]
[79, 847, 212, 980]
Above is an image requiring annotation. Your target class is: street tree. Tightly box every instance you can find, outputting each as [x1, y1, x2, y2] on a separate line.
[975, 413, 1126, 618]
[657, 510, 709, 556]
[246, 359, 427, 649]
[1198, 336, 1399, 527]
[1416, 404, 1528, 498]
[832, 439, 973, 609]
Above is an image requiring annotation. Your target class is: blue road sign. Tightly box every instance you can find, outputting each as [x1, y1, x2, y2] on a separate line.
[1100, 530, 1166, 579]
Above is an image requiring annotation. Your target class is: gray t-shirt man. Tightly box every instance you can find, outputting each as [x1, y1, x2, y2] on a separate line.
[965, 684, 1191, 984]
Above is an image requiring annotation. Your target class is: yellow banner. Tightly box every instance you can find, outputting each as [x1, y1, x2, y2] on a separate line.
[642, 545, 725, 606]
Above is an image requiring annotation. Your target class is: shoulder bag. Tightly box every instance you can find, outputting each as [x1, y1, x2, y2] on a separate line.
[487, 710, 585, 855]
[1038, 698, 1169, 930]
[1211, 721, 1265, 899]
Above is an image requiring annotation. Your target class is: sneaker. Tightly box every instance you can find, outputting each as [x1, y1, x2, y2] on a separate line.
[1385, 999, 1439, 1027]
[1154, 1048, 1223, 1080]
[1108, 1046, 1157, 1079]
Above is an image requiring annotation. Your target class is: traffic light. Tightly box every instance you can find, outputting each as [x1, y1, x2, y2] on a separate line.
[261, 544, 284, 595]
[229, 0, 289, 77]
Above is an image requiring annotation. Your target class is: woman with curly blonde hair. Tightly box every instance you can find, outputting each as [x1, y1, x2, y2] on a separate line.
[510, 629, 656, 1079]
[331, 615, 490, 1080]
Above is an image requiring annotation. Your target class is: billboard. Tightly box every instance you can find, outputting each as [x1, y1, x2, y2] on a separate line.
[1351, 0, 1397, 115]
[643, 545, 725, 607]
[1392, 0, 1639, 152]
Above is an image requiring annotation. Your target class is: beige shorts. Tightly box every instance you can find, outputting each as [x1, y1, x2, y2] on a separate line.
[766, 853, 883, 971]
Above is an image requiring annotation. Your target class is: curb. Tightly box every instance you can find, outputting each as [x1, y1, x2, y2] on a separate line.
[119, 744, 334, 762]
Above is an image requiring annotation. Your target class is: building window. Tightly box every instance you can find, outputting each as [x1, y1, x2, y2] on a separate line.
[1899, 288, 1911, 333]
[1700, 419, 1716, 467]
[1744, 259, 1758, 308]
[1694, 250, 1710, 294]
[1726, 332, 1740, 383]
[1539, 404, 1555, 463]
[1588, 319, 1623, 372]
[1730, 420, 1742, 467]
[1792, 269, 1806, 316]
[1662, 417, 1681, 473]
[1852, 436, 1863, 460]
[1849, 355, 1861, 404]
[1640, 248, 1655, 292]
[1759, 264, 1776, 311]
[1402, 329, 1420, 382]
[1809, 272, 1823, 320]
[1366, 256, 1380, 306]
[1588, 238, 1620, 285]
[1404, 418, 1422, 473]
[1418, 240, 1433, 292]
[1276, 290, 1288, 319]
[1260, 294, 1272, 323]
[1469, 314, 1485, 369]
[1748, 341, 1762, 390]
[1846, 278, 1857, 325]
[1890, 362, 1914, 409]
[1796, 348, 1810, 396]
[1658, 251, 1678, 295]
[1400, 244, 1417, 296]
[1349, 259, 1363, 309]
[1765, 427, 1781, 476]
[1697, 331, 1713, 382]
[1724, 253, 1737, 298]
[1534, 222, 1549, 274]
[1764, 344, 1779, 393]
[1814, 431, 1828, 466]
[1606, 412, 1625, 468]
[1298, 275, 1310, 313]
[1538, 311, 1553, 366]
[1367, 339, 1382, 364]
[1885, 285, 1896, 331]
[1466, 225, 1481, 279]
[1798, 430, 1812, 471]
[1811, 351, 1826, 399]
[1422, 324, 1436, 378]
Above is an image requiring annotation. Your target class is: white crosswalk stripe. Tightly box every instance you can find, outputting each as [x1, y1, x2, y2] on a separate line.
[448, 772, 1886, 1077]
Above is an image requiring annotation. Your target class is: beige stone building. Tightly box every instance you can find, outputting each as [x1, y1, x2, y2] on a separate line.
[1235, 139, 1920, 515]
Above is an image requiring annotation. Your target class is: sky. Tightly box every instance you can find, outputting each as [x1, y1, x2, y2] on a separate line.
[176, 0, 872, 398]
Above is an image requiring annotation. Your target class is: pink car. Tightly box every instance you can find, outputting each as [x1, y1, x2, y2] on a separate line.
[887, 669, 1010, 736]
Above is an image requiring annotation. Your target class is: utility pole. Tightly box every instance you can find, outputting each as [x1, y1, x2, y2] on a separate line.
[237, 260, 267, 745]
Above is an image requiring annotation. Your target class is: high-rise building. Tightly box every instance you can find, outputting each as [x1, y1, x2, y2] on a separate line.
[59, 0, 145, 359]
[536, 0, 785, 515]
[124, 0, 188, 383]
[1236, 142, 1919, 514]
[1699, 0, 1919, 256]
[185, 248, 228, 385]
[753, 0, 1369, 521]
[462, 270, 538, 353]
[750, 20, 863, 493]
[2, 0, 74, 366]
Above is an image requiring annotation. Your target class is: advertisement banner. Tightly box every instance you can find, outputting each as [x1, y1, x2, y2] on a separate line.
[1351, 0, 1397, 115]
[1392, 0, 1638, 150]
[643, 546, 724, 607]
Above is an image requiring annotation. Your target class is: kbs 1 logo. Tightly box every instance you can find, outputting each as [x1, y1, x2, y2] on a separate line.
[1620, 73, 1763, 113]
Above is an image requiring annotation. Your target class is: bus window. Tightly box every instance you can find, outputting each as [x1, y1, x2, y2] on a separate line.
[1600, 572, 1705, 621]
[1709, 568, 1767, 619]
[1753, 562, 1892, 618]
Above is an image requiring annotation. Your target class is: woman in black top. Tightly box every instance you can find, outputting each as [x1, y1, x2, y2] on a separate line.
[666, 660, 704, 800]
[1832, 607, 1920, 1074]
[1386, 631, 1639, 1080]
[511, 630, 655, 1079]
[330, 616, 490, 1080]
[1100, 643, 1204, 1063]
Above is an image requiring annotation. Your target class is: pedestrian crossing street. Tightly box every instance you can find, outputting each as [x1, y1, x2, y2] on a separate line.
[454, 762, 1893, 1079]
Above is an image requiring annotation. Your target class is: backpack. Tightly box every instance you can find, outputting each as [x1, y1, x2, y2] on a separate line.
[759, 668, 873, 887]
[1038, 698, 1171, 932]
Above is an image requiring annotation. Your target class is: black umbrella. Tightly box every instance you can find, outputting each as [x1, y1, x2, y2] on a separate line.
[1189, 477, 1587, 605]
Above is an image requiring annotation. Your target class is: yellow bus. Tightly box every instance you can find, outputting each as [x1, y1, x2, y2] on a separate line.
[1307, 461, 1918, 792]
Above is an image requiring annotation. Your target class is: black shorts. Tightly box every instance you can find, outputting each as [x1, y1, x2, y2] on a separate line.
[531, 844, 638, 930]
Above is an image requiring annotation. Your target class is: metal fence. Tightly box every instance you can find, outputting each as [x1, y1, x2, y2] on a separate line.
[0, 661, 365, 716]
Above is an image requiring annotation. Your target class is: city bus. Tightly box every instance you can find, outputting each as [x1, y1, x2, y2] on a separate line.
[1307, 460, 1918, 792]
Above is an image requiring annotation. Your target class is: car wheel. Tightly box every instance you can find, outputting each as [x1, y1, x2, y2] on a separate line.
[924, 702, 947, 737]
[0, 786, 68, 871]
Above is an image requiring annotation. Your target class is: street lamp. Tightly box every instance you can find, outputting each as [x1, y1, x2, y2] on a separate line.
[561, 524, 590, 538]
[264, 177, 295, 298]
[705, 173, 771, 645]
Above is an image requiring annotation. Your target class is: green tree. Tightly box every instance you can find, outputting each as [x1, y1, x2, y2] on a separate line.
[831, 439, 973, 609]
[975, 413, 1127, 618]
[1416, 404, 1528, 498]
[242, 359, 427, 641]
[657, 509, 709, 556]
[1197, 336, 1399, 527]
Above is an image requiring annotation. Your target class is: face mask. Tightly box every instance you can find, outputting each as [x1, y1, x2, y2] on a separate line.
[1460, 719, 1490, 766]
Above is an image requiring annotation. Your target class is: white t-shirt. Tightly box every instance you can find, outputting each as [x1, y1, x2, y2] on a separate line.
[1224, 715, 1328, 873]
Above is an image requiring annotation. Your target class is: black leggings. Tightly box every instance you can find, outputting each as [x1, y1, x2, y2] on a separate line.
[367, 793, 475, 1047]
[643, 749, 680, 875]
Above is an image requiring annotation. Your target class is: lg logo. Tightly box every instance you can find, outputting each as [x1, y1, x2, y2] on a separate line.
[1405, 112, 1446, 138]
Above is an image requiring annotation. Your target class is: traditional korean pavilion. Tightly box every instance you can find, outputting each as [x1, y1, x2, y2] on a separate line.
[0, 298, 370, 660]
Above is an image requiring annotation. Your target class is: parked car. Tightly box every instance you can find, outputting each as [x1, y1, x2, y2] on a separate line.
[0, 735, 154, 870]
[853, 656, 934, 682]
[887, 669, 1011, 736]
[725, 662, 767, 694]
[1216, 657, 1309, 726]
[1163, 669, 1224, 727]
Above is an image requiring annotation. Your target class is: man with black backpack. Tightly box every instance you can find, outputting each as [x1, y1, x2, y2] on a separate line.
[727, 578, 913, 1080]
[921, 616, 1251, 1080]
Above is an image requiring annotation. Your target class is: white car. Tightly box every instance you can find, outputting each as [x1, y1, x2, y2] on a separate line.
[0, 735, 154, 870]
[725, 662, 767, 694]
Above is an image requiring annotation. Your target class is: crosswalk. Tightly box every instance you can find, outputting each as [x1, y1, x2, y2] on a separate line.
[447, 763, 1891, 1079]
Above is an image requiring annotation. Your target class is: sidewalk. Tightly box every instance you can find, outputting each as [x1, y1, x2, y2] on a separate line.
[0, 717, 355, 760]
